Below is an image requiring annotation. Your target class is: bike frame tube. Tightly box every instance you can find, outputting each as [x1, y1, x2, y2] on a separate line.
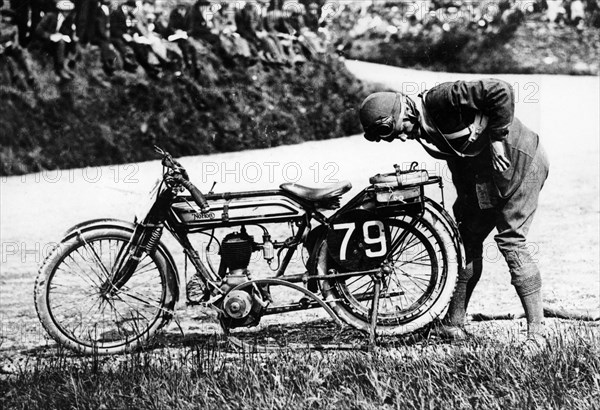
[142, 175, 459, 299]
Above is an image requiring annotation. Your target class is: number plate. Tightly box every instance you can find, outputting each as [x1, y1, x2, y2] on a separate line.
[327, 210, 391, 271]
[135, 178, 161, 222]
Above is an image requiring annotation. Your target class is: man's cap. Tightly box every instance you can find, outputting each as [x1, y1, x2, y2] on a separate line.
[56, 1, 75, 11]
[359, 92, 401, 130]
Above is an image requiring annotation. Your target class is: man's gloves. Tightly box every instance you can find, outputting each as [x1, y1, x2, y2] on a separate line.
[491, 140, 511, 172]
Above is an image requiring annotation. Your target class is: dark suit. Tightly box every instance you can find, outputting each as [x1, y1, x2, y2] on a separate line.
[92, 2, 116, 75]
[10, 0, 54, 46]
[167, 5, 198, 75]
[109, 5, 139, 72]
[35, 11, 78, 72]
[416, 79, 549, 298]
[75, 0, 99, 44]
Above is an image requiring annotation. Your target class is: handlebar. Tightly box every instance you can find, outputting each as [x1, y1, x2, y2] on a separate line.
[179, 177, 211, 213]
[154, 145, 210, 213]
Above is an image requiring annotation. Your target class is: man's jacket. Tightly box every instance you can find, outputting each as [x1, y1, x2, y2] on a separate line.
[417, 79, 539, 199]
[35, 12, 77, 41]
[110, 5, 139, 40]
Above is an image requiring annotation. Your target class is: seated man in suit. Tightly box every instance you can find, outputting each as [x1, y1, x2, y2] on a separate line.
[35, 0, 78, 81]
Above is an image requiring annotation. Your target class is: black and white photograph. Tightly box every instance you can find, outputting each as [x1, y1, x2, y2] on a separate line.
[1, 0, 598, 408]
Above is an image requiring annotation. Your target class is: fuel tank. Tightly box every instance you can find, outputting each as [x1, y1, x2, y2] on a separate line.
[169, 190, 306, 228]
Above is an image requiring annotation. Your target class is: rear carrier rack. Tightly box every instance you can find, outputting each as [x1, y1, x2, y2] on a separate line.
[368, 162, 443, 213]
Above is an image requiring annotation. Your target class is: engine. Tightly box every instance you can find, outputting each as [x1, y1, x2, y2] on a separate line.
[218, 229, 264, 328]
[218, 231, 255, 277]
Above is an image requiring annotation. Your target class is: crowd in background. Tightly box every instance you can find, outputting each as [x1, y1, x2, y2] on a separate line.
[2, 0, 599, 88]
[332, 0, 599, 51]
[0, 0, 331, 86]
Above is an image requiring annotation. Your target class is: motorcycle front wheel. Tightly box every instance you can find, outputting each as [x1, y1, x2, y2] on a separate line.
[34, 227, 177, 355]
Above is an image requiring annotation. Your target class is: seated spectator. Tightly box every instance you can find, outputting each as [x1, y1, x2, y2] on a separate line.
[138, 0, 183, 75]
[110, 0, 161, 78]
[186, 0, 221, 46]
[265, 6, 304, 64]
[570, 0, 586, 33]
[0, 7, 36, 88]
[91, 0, 117, 75]
[75, 0, 99, 45]
[109, 0, 139, 72]
[164, 3, 200, 76]
[235, 1, 286, 64]
[285, 3, 326, 58]
[213, 2, 253, 61]
[10, 0, 55, 46]
[35, 0, 78, 82]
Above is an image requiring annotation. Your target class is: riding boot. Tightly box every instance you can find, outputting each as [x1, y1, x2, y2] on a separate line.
[517, 288, 545, 337]
[444, 257, 483, 327]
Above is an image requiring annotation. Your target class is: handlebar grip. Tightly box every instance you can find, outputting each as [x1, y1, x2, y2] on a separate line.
[181, 179, 210, 213]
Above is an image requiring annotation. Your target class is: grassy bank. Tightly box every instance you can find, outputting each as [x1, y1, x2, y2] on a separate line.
[0, 48, 373, 176]
[342, 14, 599, 76]
[1, 326, 598, 409]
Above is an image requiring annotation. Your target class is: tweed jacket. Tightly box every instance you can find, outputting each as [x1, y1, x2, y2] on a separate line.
[417, 79, 540, 199]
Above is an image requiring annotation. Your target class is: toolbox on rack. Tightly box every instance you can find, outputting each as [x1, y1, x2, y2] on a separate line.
[369, 162, 429, 206]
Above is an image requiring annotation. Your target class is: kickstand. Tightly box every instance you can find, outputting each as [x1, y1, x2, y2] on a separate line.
[368, 273, 382, 350]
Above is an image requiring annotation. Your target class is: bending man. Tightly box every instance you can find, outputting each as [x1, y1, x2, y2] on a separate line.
[359, 79, 549, 345]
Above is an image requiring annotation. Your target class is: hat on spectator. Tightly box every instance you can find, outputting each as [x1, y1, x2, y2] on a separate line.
[56, 1, 75, 11]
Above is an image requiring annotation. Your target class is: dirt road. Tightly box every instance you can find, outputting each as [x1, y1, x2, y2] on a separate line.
[1, 62, 598, 356]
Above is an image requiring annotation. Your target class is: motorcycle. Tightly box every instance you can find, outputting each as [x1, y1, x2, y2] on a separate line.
[34, 147, 464, 354]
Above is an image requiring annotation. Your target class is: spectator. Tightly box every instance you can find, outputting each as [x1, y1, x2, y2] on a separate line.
[35, 0, 78, 82]
[235, 1, 286, 63]
[213, 2, 253, 61]
[187, 0, 221, 46]
[91, 0, 116, 75]
[164, 3, 199, 76]
[0, 7, 36, 88]
[264, 6, 304, 64]
[111, 0, 161, 78]
[546, 0, 567, 23]
[137, 0, 181, 75]
[10, 0, 54, 46]
[110, 0, 139, 72]
[74, 0, 98, 44]
[570, 0, 586, 34]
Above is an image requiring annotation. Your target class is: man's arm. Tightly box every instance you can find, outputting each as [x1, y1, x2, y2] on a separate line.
[35, 13, 56, 40]
[448, 79, 515, 142]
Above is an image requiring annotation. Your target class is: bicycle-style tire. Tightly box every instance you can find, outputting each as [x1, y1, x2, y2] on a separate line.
[34, 227, 177, 355]
[319, 212, 459, 336]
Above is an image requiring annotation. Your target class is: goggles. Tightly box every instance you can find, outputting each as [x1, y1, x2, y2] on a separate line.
[363, 93, 406, 142]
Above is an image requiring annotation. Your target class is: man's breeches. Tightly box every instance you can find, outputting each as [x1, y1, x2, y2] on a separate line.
[453, 143, 550, 293]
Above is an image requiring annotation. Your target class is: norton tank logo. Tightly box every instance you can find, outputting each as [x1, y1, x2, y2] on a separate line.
[193, 212, 216, 220]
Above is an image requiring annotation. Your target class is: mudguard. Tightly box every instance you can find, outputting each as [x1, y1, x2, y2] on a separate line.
[59, 218, 180, 299]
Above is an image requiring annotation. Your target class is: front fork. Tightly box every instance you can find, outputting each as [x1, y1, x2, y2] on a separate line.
[100, 222, 163, 296]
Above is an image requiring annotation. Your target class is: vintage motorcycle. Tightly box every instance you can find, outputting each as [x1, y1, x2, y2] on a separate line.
[34, 147, 464, 354]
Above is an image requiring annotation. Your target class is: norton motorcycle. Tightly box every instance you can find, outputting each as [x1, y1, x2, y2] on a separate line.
[34, 147, 464, 354]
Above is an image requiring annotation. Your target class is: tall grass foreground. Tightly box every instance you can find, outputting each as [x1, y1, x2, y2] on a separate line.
[1, 326, 598, 409]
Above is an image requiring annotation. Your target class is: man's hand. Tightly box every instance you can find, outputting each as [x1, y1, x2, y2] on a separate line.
[50, 33, 63, 42]
[491, 140, 511, 172]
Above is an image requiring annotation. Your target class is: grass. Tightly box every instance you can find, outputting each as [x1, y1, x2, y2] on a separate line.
[1, 325, 598, 409]
[0, 46, 375, 176]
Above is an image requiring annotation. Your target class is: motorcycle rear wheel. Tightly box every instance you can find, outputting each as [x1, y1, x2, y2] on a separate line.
[34, 227, 177, 355]
[319, 215, 458, 336]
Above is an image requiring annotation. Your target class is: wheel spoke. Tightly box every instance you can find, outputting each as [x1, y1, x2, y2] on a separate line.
[40, 232, 171, 352]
